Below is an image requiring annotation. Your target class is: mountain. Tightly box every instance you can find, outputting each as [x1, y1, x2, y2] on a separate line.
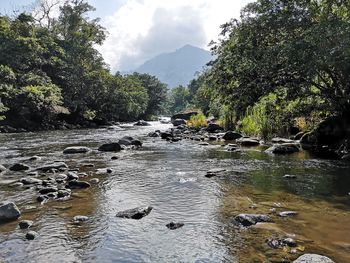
[133, 45, 212, 88]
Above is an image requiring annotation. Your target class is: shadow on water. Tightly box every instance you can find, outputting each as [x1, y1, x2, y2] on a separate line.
[0, 124, 349, 262]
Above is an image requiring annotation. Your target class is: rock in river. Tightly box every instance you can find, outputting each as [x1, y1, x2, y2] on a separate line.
[116, 206, 153, 220]
[172, 119, 186, 127]
[233, 214, 272, 227]
[67, 180, 91, 189]
[265, 143, 300, 154]
[0, 202, 21, 222]
[279, 211, 298, 217]
[19, 220, 33, 229]
[20, 177, 42, 185]
[0, 164, 6, 173]
[39, 187, 58, 195]
[63, 146, 91, 154]
[293, 254, 335, 263]
[98, 143, 121, 152]
[237, 138, 260, 146]
[134, 120, 151, 126]
[9, 163, 30, 171]
[222, 131, 242, 141]
[57, 189, 71, 198]
[37, 162, 68, 172]
[73, 215, 89, 222]
[25, 231, 39, 240]
[166, 222, 184, 230]
[283, 174, 297, 179]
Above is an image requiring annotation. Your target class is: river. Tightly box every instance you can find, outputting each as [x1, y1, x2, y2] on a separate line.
[0, 122, 349, 263]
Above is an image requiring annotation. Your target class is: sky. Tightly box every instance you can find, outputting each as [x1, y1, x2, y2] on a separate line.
[0, 0, 253, 72]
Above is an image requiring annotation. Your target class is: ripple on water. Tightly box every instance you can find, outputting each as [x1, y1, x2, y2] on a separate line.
[0, 122, 349, 262]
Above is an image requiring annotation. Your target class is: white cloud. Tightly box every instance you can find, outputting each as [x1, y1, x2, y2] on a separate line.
[97, 0, 253, 72]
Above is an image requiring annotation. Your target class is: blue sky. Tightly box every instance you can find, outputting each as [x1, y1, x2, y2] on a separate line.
[0, 0, 252, 71]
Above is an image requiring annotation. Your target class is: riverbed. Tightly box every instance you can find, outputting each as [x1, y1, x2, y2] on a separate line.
[0, 122, 349, 262]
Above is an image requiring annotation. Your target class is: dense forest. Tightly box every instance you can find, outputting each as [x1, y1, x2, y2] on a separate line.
[0, 0, 168, 131]
[173, 0, 350, 141]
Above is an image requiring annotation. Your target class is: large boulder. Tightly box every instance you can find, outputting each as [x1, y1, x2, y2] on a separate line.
[116, 206, 153, 220]
[171, 111, 198, 121]
[118, 136, 134, 146]
[293, 254, 335, 263]
[265, 143, 300, 154]
[205, 123, 223, 133]
[0, 202, 21, 222]
[172, 119, 186, 126]
[63, 146, 91, 154]
[222, 131, 243, 141]
[237, 137, 260, 146]
[233, 213, 272, 227]
[98, 143, 121, 152]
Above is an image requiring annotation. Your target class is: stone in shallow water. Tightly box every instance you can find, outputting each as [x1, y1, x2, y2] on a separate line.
[116, 206, 153, 220]
[36, 162, 68, 172]
[205, 168, 226, 178]
[63, 146, 91, 154]
[9, 163, 30, 171]
[222, 131, 242, 141]
[166, 222, 184, 230]
[19, 220, 33, 229]
[57, 189, 71, 198]
[73, 215, 89, 222]
[89, 178, 99, 184]
[20, 177, 42, 185]
[293, 254, 335, 263]
[233, 213, 272, 227]
[283, 174, 297, 179]
[39, 187, 58, 195]
[237, 137, 260, 146]
[29, 156, 41, 161]
[98, 143, 121, 152]
[0, 164, 6, 173]
[67, 180, 91, 189]
[0, 202, 21, 222]
[25, 231, 38, 240]
[279, 211, 298, 217]
[265, 143, 300, 154]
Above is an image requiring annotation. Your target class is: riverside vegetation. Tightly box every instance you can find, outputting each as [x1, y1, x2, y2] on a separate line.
[0, 0, 350, 262]
[0, 0, 168, 132]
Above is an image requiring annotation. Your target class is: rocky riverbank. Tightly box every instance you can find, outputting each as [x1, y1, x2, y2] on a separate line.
[0, 122, 348, 262]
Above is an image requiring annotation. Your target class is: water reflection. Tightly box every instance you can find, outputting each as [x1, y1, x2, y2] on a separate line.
[0, 124, 349, 262]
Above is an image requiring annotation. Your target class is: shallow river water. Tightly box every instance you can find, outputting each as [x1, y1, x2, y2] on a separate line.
[0, 122, 349, 263]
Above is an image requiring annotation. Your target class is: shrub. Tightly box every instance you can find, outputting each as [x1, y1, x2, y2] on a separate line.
[187, 111, 207, 129]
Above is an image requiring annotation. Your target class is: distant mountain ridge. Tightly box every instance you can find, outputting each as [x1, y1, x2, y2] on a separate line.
[134, 45, 212, 88]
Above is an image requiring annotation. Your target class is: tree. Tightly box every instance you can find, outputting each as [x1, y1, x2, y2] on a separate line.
[131, 73, 168, 118]
[208, 0, 350, 118]
[169, 86, 190, 114]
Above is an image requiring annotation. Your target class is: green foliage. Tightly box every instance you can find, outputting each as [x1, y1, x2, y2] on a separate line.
[185, 0, 350, 137]
[0, 1, 168, 129]
[130, 73, 168, 119]
[168, 86, 190, 114]
[187, 111, 207, 129]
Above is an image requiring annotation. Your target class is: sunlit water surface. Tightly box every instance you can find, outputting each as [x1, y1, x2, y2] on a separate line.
[0, 122, 349, 262]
